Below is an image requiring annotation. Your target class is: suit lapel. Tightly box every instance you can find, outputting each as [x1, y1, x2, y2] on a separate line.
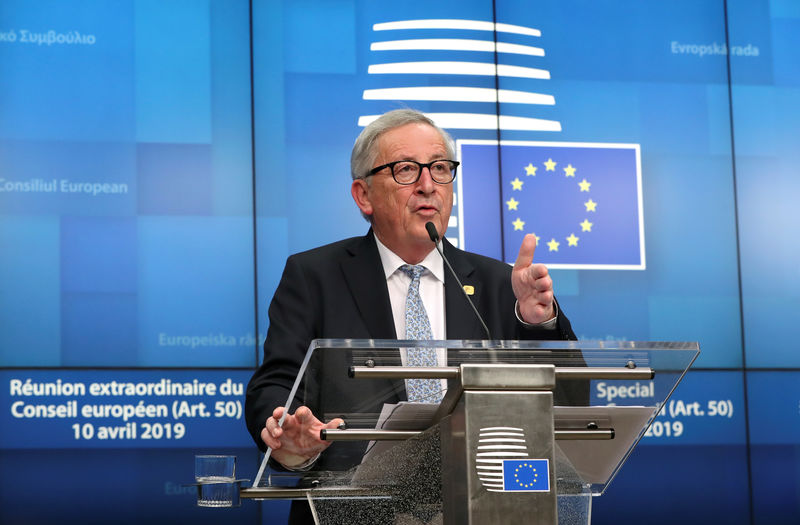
[443, 240, 486, 340]
[340, 231, 397, 339]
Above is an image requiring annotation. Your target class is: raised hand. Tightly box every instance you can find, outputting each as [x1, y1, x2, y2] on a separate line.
[512, 234, 555, 325]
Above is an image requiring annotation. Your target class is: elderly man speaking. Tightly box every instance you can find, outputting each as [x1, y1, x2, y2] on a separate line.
[245, 109, 579, 520]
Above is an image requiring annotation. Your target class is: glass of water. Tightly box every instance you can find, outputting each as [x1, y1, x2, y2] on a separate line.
[195, 455, 236, 481]
[194, 455, 238, 507]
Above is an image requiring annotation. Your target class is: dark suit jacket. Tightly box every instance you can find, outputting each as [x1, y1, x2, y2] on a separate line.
[245, 230, 580, 463]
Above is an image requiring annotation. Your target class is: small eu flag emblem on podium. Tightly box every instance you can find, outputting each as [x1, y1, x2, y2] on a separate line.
[502, 459, 550, 492]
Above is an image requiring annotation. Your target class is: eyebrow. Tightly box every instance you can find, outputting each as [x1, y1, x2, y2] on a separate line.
[392, 155, 448, 162]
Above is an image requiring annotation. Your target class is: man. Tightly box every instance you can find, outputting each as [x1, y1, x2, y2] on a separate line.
[245, 109, 579, 518]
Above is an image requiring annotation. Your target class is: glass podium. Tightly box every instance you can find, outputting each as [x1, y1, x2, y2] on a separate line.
[234, 339, 699, 524]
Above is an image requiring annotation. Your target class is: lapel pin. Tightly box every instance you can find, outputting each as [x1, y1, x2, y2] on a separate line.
[463, 285, 475, 296]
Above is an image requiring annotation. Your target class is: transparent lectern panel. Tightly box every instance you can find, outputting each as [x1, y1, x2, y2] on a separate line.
[249, 340, 698, 508]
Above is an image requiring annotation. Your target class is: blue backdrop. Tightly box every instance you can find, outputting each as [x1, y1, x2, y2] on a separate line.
[1, 0, 799, 523]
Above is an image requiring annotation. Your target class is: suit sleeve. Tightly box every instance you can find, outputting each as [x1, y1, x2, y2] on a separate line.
[516, 297, 576, 341]
[245, 255, 317, 451]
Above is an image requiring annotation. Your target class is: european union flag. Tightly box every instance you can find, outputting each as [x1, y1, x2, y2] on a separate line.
[457, 141, 644, 270]
[502, 459, 550, 492]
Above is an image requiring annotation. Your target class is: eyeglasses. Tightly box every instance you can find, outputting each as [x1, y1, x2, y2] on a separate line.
[367, 159, 460, 185]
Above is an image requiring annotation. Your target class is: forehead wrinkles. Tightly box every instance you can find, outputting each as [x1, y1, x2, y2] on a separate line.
[376, 128, 448, 164]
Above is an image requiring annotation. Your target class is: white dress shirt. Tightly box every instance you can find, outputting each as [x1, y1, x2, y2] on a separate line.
[374, 234, 450, 396]
[374, 235, 445, 341]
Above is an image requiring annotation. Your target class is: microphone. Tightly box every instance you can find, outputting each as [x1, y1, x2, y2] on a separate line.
[425, 222, 492, 340]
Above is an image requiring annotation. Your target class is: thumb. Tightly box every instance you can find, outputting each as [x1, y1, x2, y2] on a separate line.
[325, 418, 345, 429]
[514, 234, 538, 270]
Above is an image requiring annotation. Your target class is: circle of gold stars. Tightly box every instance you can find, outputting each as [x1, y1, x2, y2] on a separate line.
[506, 157, 597, 252]
[514, 462, 539, 488]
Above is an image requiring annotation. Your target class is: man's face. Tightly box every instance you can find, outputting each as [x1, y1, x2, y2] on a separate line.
[352, 122, 453, 262]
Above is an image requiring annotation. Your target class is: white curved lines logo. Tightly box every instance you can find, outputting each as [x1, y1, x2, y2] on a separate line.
[359, 19, 561, 132]
[373, 19, 542, 36]
[475, 426, 529, 492]
[371, 39, 544, 57]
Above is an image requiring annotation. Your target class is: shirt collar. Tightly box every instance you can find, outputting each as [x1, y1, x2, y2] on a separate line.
[373, 232, 445, 284]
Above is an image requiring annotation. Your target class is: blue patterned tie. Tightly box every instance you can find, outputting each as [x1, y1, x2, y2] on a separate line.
[400, 264, 441, 403]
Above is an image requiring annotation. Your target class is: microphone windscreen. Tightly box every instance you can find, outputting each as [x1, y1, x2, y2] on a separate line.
[425, 222, 440, 243]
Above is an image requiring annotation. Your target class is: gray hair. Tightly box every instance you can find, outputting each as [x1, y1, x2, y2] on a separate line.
[350, 109, 456, 181]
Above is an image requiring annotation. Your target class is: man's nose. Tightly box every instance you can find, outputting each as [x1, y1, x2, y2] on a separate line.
[415, 166, 436, 193]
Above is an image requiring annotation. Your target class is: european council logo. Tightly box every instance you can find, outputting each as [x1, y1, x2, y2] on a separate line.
[476, 426, 552, 493]
[502, 459, 551, 492]
[457, 140, 645, 270]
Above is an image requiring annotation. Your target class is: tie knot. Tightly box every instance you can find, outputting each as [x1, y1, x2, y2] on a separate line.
[400, 264, 425, 281]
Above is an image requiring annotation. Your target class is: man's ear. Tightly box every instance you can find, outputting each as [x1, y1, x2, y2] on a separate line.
[351, 179, 373, 217]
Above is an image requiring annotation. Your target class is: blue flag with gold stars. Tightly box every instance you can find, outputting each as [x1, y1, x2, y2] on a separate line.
[457, 141, 644, 269]
[502, 459, 550, 492]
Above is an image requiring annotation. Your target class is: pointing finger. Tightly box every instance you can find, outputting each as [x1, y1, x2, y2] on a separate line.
[514, 234, 537, 270]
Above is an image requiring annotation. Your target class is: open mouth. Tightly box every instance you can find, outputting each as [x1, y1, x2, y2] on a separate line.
[414, 203, 439, 214]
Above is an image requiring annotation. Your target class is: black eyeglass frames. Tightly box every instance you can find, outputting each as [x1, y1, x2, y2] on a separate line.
[367, 159, 459, 185]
